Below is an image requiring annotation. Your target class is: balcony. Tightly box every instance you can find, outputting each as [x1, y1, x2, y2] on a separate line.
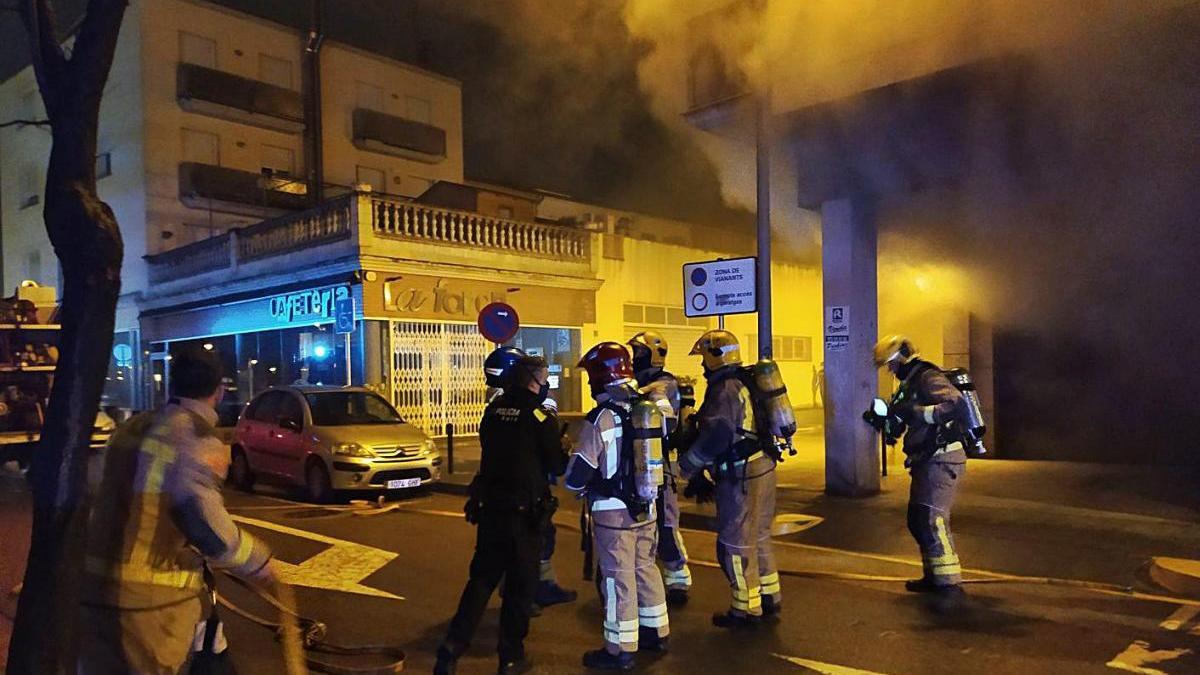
[146, 192, 590, 286]
[178, 162, 309, 217]
[352, 108, 447, 163]
[176, 62, 304, 133]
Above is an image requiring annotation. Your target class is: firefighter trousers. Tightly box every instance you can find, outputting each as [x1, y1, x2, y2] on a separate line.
[593, 511, 669, 654]
[714, 456, 780, 616]
[907, 455, 966, 586]
[441, 509, 541, 662]
[656, 482, 692, 591]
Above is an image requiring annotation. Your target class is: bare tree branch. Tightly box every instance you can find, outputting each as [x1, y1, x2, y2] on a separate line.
[18, 0, 68, 120]
[0, 118, 51, 128]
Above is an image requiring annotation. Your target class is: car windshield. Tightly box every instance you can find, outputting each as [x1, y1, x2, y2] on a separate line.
[305, 391, 405, 426]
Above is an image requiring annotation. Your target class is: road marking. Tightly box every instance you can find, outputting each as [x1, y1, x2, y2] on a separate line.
[1106, 641, 1192, 674]
[1160, 605, 1200, 631]
[773, 653, 890, 674]
[773, 513, 825, 535]
[231, 514, 403, 600]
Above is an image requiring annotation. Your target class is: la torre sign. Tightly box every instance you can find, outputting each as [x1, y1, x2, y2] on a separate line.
[383, 277, 505, 319]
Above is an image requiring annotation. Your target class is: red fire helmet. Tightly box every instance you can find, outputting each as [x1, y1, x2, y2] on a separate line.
[577, 341, 635, 389]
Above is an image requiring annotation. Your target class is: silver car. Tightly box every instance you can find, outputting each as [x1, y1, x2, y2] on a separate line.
[230, 385, 441, 502]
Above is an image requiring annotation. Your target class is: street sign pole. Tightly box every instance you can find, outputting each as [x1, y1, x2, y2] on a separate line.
[334, 296, 356, 386]
[756, 89, 773, 359]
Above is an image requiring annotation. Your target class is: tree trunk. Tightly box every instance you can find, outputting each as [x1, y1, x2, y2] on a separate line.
[7, 0, 127, 672]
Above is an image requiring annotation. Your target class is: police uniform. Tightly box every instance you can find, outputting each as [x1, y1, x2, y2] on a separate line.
[81, 398, 272, 674]
[678, 365, 781, 621]
[896, 359, 967, 588]
[566, 394, 669, 659]
[639, 371, 693, 598]
[437, 386, 566, 671]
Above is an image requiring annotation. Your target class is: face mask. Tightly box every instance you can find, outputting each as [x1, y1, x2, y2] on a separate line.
[536, 381, 550, 402]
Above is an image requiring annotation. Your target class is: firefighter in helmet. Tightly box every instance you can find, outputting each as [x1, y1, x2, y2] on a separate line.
[873, 335, 967, 609]
[565, 342, 669, 669]
[628, 331, 692, 606]
[676, 330, 782, 627]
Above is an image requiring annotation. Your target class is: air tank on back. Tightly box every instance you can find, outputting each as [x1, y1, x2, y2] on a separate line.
[629, 398, 665, 502]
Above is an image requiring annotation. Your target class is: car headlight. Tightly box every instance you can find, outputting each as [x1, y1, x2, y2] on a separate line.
[332, 443, 374, 458]
[422, 438, 438, 457]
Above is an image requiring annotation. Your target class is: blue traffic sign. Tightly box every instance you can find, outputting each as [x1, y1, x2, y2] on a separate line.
[335, 297, 356, 334]
[477, 302, 520, 344]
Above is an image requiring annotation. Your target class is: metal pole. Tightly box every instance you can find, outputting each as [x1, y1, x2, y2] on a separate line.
[344, 331, 352, 386]
[446, 422, 455, 475]
[718, 315, 725, 330]
[756, 91, 773, 359]
[880, 430, 888, 477]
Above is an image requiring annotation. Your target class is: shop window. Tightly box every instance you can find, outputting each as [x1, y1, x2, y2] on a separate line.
[404, 96, 432, 124]
[623, 304, 644, 324]
[258, 54, 293, 89]
[180, 31, 217, 69]
[182, 128, 220, 165]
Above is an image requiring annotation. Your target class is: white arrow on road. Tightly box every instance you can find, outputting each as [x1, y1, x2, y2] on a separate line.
[1107, 641, 1193, 675]
[774, 652, 890, 674]
[232, 514, 403, 600]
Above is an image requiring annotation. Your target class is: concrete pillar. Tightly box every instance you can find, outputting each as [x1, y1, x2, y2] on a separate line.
[821, 197, 880, 496]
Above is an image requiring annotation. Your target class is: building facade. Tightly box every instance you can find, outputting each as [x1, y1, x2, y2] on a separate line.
[1, 0, 823, 438]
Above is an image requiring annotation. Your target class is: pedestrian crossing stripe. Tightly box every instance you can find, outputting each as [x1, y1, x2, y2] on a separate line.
[773, 653, 890, 674]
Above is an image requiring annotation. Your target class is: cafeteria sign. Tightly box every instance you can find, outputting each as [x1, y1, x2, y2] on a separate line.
[270, 285, 350, 324]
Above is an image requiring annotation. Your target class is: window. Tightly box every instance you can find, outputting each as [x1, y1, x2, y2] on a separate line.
[644, 306, 667, 325]
[95, 152, 112, 179]
[355, 166, 385, 192]
[179, 32, 217, 69]
[181, 128, 219, 165]
[278, 393, 304, 428]
[747, 334, 813, 362]
[250, 390, 285, 423]
[305, 392, 403, 426]
[623, 304, 644, 324]
[355, 82, 384, 112]
[258, 54, 293, 89]
[404, 96, 431, 124]
[260, 144, 295, 176]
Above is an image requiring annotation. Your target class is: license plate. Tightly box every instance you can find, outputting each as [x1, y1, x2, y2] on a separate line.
[387, 478, 421, 489]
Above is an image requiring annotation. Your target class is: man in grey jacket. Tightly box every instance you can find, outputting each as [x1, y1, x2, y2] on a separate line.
[873, 335, 967, 609]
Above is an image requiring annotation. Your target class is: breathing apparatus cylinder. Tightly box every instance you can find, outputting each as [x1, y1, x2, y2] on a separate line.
[944, 368, 988, 457]
[629, 398, 665, 503]
[751, 359, 798, 440]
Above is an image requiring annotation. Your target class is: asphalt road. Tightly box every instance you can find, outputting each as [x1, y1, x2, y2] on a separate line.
[215, 488, 1200, 675]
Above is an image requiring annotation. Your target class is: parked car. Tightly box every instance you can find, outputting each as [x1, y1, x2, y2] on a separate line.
[229, 385, 441, 502]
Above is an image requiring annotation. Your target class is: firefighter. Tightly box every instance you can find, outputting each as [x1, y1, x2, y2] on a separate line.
[566, 342, 669, 670]
[80, 348, 277, 674]
[435, 355, 567, 675]
[676, 330, 782, 628]
[627, 331, 692, 606]
[873, 335, 967, 609]
[483, 346, 577, 612]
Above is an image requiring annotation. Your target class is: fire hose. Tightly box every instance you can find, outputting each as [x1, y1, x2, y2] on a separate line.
[216, 572, 407, 674]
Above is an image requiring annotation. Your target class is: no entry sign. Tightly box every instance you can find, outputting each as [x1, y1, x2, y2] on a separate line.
[477, 302, 520, 343]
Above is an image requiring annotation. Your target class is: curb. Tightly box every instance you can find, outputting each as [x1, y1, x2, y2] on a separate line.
[1149, 557, 1200, 597]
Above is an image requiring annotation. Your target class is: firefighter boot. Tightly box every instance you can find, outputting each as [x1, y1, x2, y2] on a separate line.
[638, 627, 669, 653]
[665, 588, 689, 607]
[583, 648, 635, 671]
[761, 594, 783, 619]
[534, 580, 578, 607]
[711, 611, 760, 629]
[933, 584, 967, 614]
[905, 577, 939, 594]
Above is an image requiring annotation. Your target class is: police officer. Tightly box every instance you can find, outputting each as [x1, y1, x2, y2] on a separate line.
[435, 355, 567, 675]
[567, 342, 669, 670]
[676, 330, 782, 628]
[483, 346, 577, 612]
[873, 335, 967, 608]
[81, 348, 277, 673]
[627, 331, 692, 606]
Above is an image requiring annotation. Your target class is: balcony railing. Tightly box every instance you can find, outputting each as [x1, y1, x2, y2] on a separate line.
[353, 108, 447, 163]
[370, 199, 589, 260]
[176, 62, 304, 133]
[146, 193, 590, 284]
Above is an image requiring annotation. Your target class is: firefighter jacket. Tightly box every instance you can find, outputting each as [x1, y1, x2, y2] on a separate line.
[566, 394, 657, 526]
[475, 387, 567, 512]
[676, 365, 760, 480]
[84, 398, 272, 609]
[896, 360, 966, 464]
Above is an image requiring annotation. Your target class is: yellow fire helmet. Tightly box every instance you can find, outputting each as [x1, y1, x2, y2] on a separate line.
[627, 330, 668, 369]
[873, 335, 919, 368]
[689, 329, 742, 371]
